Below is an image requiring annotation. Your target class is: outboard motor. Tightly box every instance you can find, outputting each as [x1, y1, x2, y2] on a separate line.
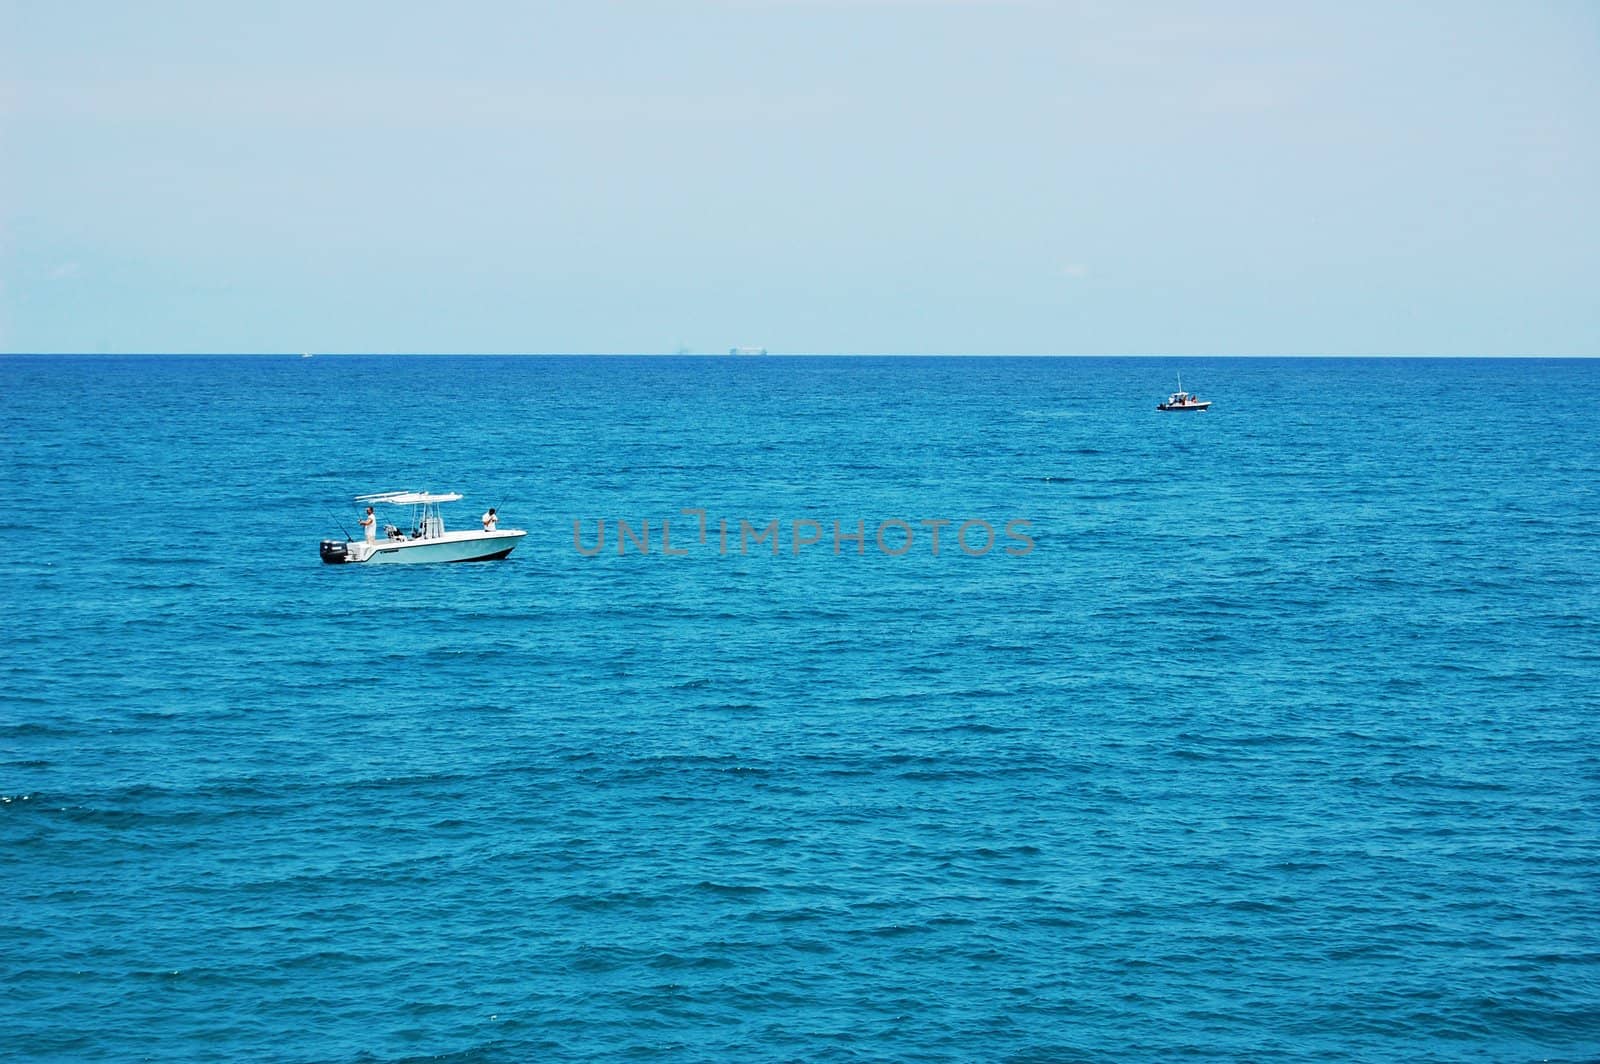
[320, 539, 352, 564]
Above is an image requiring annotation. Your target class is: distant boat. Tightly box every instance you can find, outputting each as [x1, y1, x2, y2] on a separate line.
[729, 347, 767, 356]
[1156, 373, 1211, 412]
[300, 352, 313, 359]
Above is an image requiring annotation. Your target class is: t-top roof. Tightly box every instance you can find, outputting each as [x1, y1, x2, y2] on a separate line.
[355, 491, 464, 505]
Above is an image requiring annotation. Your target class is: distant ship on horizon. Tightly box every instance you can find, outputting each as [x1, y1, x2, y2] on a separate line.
[728, 346, 768, 356]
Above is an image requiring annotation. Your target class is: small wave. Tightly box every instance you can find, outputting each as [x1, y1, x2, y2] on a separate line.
[0, 721, 76, 738]
[647, 951, 737, 971]
[693, 881, 769, 897]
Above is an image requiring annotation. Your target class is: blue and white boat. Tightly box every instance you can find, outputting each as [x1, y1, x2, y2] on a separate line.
[320, 491, 525, 564]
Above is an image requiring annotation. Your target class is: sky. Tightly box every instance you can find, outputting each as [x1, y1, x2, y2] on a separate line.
[2, 1, 1597, 355]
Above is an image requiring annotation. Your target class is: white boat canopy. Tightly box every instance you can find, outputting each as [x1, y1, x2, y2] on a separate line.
[355, 491, 464, 505]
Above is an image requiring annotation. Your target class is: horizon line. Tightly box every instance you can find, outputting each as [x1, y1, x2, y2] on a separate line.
[3, 351, 1595, 360]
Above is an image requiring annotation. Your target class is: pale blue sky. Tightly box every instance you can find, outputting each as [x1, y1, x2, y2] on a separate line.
[3, 1, 1597, 355]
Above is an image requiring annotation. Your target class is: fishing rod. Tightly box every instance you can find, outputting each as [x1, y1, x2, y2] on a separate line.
[327, 509, 354, 541]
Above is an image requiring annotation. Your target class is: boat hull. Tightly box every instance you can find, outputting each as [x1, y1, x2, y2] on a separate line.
[322, 530, 526, 565]
[1156, 402, 1211, 412]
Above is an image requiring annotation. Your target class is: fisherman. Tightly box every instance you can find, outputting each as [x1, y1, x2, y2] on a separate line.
[482, 507, 498, 532]
[359, 506, 377, 542]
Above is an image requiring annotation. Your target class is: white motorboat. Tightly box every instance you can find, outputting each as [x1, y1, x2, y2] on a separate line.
[1156, 373, 1211, 412]
[321, 491, 526, 565]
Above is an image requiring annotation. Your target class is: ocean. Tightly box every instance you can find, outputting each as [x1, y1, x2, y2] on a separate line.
[2, 355, 1597, 1062]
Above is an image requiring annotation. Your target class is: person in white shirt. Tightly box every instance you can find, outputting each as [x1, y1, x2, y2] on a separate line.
[360, 506, 377, 542]
[482, 507, 498, 532]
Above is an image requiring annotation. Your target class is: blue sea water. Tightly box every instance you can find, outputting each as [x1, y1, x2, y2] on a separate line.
[2, 354, 1598, 1063]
